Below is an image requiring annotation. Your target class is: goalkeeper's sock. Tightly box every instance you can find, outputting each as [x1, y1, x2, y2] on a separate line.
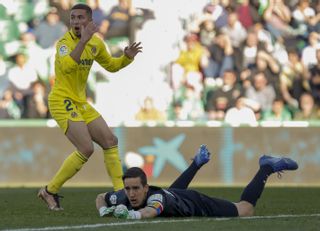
[240, 165, 273, 206]
[103, 146, 124, 191]
[47, 151, 87, 194]
[169, 161, 199, 189]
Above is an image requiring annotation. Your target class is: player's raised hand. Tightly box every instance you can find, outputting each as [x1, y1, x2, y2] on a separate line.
[80, 21, 99, 44]
[124, 42, 143, 59]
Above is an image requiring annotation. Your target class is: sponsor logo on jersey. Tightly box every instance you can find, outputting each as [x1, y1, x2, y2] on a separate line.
[110, 194, 117, 205]
[59, 45, 68, 56]
[80, 59, 93, 66]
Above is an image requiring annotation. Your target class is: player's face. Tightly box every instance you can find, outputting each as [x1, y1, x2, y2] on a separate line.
[70, 9, 91, 37]
[124, 177, 149, 208]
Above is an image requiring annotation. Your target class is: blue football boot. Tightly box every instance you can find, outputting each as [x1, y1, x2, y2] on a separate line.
[259, 155, 298, 173]
[194, 144, 211, 167]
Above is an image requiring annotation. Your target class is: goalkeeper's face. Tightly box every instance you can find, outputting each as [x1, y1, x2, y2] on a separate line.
[124, 177, 149, 208]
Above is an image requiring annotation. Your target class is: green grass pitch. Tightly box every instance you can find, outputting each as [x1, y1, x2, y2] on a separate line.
[1, 187, 320, 231]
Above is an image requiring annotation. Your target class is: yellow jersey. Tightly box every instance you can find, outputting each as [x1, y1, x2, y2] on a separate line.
[50, 30, 132, 103]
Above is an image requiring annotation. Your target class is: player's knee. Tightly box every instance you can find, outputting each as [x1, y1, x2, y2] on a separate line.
[235, 201, 254, 217]
[106, 135, 118, 147]
[240, 207, 254, 217]
[98, 135, 118, 150]
[79, 143, 94, 157]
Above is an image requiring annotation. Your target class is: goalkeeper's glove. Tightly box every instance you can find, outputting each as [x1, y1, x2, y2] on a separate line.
[113, 204, 129, 218]
[99, 206, 115, 217]
[113, 204, 142, 219]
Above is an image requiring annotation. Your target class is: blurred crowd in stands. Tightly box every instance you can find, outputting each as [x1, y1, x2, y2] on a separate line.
[0, 0, 319, 125]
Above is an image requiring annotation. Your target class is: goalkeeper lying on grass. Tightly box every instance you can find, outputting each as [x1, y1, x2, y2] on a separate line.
[96, 145, 298, 219]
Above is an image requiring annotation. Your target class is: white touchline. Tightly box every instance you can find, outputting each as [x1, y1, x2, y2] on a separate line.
[3, 214, 320, 231]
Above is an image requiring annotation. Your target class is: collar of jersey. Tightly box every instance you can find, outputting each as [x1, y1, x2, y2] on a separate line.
[69, 30, 80, 41]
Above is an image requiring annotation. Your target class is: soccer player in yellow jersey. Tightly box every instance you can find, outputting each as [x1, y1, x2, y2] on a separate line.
[38, 3, 142, 211]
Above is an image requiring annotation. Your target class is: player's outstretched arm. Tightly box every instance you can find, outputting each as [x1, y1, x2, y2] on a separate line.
[95, 41, 142, 73]
[113, 204, 158, 219]
[96, 193, 115, 217]
[138, 206, 158, 219]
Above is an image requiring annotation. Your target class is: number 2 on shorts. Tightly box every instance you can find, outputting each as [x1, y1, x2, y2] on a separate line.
[64, 99, 74, 111]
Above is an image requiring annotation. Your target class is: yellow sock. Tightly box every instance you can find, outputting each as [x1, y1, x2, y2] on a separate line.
[47, 151, 87, 193]
[103, 146, 124, 191]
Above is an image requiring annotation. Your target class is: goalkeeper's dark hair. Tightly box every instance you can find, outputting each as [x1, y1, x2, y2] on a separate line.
[71, 3, 92, 18]
[123, 167, 147, 186]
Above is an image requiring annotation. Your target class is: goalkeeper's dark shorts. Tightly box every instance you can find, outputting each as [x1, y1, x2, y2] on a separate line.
[198, 193, 239, 217]
[167, 188, 239, 217]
